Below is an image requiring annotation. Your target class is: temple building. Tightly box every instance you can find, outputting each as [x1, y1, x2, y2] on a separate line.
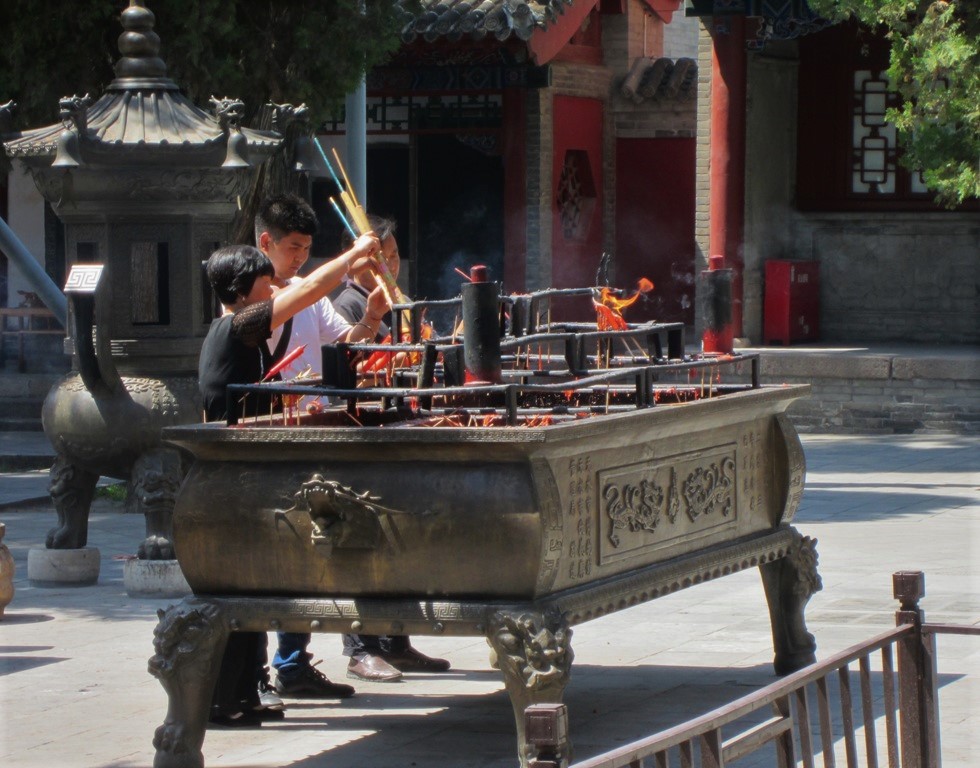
[314, 0, 977, 342]
[3, 0, 977, 352]
[317, 0, 699, 327]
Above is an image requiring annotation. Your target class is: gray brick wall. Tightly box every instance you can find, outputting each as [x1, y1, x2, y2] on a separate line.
[723, 352, 980, 434]
[524, 88, 551, 290]
[740, 44, 980, 346]
[786, 378, 980, 434]
[663, 12, 701, 60]
[795, 214, 980, 345]
[694, 20, 712, 277]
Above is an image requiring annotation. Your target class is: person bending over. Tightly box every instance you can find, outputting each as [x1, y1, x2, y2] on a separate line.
[332, 214, 452, 683]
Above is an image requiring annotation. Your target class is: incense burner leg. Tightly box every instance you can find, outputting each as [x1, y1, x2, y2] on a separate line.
[131, 447, 184, 560]
[148, 599, 229, 768]
[46, 453, 98, 549]
[760, 527, 822, 675]
[486, 609, 574, 768]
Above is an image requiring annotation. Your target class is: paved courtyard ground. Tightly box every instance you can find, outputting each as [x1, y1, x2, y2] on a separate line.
[0, 433, 977, 767]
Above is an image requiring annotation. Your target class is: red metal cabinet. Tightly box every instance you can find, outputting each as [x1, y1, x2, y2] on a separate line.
[764, 261, 819, 345]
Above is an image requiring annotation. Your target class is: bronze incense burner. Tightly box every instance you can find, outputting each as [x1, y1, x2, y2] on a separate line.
[150, 280, 819, 767]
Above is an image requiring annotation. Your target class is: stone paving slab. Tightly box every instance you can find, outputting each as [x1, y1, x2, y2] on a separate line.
[0, 431, 53, 457]
[0, 432, 55, 475]
[0, 434, 977, 768]
[0, 468, 116, 510]
[0, 469, 52, 508]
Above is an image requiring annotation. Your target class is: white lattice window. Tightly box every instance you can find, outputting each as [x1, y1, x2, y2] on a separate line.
[851, 70, 929, 196]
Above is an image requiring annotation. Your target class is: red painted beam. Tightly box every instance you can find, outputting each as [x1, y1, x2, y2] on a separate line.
[709, 15, 747, 337]
[639, 0, 684, 23]
[527, 0, 600, 65]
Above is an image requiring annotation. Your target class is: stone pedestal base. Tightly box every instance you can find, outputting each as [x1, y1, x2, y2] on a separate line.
[28, 546, 100, 586]
[0, 523, 14, 617]
[124, 558, 191, 599]
[149, 527, 821, 768]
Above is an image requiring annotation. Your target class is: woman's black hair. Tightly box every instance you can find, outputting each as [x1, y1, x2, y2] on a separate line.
[206, 245, 274, 306]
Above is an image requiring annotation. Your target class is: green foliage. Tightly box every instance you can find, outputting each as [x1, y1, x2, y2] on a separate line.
[95, 483, 127, 502]
[808, 0, 980, 206]
[0, 0, 414, 128]
[0, 1, 118, 124]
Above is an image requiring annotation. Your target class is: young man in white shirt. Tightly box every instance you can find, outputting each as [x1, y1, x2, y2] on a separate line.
[253, 193, 388, 704]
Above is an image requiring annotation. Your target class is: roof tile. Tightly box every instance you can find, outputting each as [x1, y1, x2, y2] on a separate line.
[398, 0, 575, 43]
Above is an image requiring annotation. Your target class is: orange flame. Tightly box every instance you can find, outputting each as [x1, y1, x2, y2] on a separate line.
[594, 302, 628, 331]
[593, 278, 653, 330]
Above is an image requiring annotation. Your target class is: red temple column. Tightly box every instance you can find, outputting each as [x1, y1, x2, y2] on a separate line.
[709, 15, 747, 337]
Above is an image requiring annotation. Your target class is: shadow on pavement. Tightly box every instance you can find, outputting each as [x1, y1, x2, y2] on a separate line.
[172, 663, 967, 768]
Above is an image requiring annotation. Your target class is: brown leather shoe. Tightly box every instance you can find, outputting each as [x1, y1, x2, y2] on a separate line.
[347, 654, 404, 682]
[381, 647, 451, 673]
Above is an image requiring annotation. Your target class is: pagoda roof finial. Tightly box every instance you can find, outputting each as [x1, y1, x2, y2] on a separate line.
[3, 0, 283, 165]
[109, 0, 177, 90]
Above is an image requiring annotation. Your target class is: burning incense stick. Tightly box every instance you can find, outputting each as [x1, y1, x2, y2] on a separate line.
[322, 146, 371, 235]
[314, 142, 407, 314]
[375, 274, 394, 308]
[313, 137, 344, 192]
[332, 147, 360, 207]
[330, 200, 401, 306]
[339, 188, 370, 234]
[329, 197, 358, 240]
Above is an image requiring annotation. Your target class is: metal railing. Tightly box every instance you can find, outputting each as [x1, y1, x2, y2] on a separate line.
[526, 571, 978, 768]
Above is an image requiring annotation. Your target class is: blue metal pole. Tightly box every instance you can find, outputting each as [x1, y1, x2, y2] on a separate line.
[0, 214, 67, 326]
[345, 77, 368, 208]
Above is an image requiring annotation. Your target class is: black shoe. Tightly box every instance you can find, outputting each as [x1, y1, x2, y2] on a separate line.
[275, 660, 356, 699]
[251, 706, 285, 721]
[380, 647, 451, 673]
[208, 711, 263, 729]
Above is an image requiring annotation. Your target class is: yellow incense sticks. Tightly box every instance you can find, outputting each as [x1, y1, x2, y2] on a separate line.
[327, 145, 406, 305]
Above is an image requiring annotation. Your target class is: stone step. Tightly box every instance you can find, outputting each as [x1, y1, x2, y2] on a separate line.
[0, 398, 44, 417]
[0, 416, 45, 433]
[0, 372, 58, 433]
[0, 332, 68, 375]
[0, 396, 45, 433]
[0, 372, 62, 398]
[0, 452, 53, 471]
[0, 427, 55, 476]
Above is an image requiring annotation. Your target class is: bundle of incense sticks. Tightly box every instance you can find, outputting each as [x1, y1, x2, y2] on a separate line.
[313, 138, 405, 305]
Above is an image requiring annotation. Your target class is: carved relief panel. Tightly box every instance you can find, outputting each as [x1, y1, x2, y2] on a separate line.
[545, 418, 788, 589]
[597, 444, 738, 566]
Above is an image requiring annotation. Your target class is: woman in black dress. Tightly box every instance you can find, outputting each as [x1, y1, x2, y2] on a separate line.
[199, 238, 385, 422]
